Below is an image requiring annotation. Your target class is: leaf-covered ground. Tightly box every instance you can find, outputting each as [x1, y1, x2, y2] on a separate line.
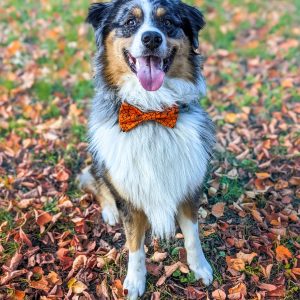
[0, 0, 299, 299]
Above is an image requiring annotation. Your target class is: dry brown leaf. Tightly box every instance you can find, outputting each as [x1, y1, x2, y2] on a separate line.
[236, 251, 257, 264]
[229, 283, 247, 296]
[35, 210, 53, 226]
[112, 279, 124, 298]
[211, 202, 225, 218]
[151, 291, 161, 300]
[30, 275, 50, 292]
[267, 285, 285, 297]
[226, 257, 245, 271]
[212, 289, 226, 300]
[165, 262, 181, 277]
[251, 210, 263, 223]
[255, 173, 270, 180]
[151, 251, 168, 262]
[47, 271, 62, 286]
[258, 283, 277, 292]
[15, 228, 32, 247]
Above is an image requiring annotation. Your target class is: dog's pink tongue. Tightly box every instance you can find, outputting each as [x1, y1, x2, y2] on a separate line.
[136, 56, 165, 91]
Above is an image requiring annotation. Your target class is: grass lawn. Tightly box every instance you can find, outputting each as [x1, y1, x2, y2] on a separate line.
[0, 0, 299, 299]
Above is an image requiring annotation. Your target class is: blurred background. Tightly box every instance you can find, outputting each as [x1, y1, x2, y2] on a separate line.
[0, 0, 299, 299]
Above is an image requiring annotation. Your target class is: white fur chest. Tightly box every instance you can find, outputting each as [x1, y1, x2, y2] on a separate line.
[89, 107, 210, 238]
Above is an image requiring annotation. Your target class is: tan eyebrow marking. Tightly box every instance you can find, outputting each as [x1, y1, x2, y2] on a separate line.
[156, 7, 166, 18]
[132, 7, 142, 18]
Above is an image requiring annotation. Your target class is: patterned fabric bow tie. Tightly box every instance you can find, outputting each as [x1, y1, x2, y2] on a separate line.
[119, 102, 179, 132]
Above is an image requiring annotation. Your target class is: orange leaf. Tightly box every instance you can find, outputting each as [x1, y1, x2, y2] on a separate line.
[251, 210, 263, 223]
[13, 290, 26, 300]
[54, 168, 70, 182]
[275, 245, 292, 262]
[226, 257, 245, 271]
[255, 173, 270, 180]
[229, 283, 247, 296]
[274, 179, 288, 191]
[281, 78, 294, 88]
[211, 202, 225, 218]
[30, 276, 50, 292]
[7, 40, 22, 56]
[112, 279, 124, 298]
[224, 113, 238, 124]
[15, 228, 32, 247]
[212, 289, 226, 300]
[46, 271, 62, 286]
[291, 268, 300, 275]
[35, 210, 52, 226]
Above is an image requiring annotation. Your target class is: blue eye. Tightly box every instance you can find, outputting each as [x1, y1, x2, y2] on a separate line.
[126, 18, 136, 26]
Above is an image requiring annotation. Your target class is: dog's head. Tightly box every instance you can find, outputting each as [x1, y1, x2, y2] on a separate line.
[87, 0, 205, 92]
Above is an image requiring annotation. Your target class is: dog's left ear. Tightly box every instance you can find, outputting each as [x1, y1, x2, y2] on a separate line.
[181, 3, 205, 51]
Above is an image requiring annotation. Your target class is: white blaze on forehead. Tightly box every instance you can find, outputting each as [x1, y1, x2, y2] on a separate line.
[130, 0, 167, 58]
[140, 0, 152, 23]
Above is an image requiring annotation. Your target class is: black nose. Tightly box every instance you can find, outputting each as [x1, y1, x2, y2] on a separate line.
[142, 31, 163, 50]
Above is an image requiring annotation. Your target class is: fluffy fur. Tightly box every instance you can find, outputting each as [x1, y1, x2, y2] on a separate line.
[81, 0, 216, 297]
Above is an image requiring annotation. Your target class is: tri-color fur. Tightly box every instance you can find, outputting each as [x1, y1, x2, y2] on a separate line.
[79, 0, 215, 298]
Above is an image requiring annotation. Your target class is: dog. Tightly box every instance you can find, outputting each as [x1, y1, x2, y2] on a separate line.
[79, 0, 215, 298]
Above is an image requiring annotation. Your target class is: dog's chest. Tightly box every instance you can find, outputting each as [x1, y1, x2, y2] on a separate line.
[91, 110, 210, 237]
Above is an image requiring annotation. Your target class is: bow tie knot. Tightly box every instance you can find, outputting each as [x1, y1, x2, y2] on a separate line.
[119, 102, 179, 132]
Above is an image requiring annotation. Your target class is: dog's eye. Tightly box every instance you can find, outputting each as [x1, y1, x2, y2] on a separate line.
[126, 18, 136, 27]
[164, 19, 172, 27]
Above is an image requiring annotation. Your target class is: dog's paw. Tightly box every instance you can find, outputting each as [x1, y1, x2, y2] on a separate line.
[102, 205, 120, 226]
[190, 258, 213, 286]
[123, 273, 146, 300]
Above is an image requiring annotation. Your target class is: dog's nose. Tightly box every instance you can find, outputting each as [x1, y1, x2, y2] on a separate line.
[142, 31, 163, 50]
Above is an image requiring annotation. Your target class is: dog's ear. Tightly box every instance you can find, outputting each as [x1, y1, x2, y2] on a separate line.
[86, 2, 112, 30]
[181, 3, 205, 51]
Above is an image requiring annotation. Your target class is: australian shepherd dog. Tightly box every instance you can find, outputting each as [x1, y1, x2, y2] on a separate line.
[79, 0, 215, 298]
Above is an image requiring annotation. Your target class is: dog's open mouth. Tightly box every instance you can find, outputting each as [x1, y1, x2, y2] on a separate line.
[123, 49, 177, 91]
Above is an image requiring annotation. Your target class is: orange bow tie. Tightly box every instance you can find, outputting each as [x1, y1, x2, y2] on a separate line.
[119, 102, 179, 132]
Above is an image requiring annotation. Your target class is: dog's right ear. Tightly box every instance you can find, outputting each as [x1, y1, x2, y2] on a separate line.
[86, 2, 111, 31]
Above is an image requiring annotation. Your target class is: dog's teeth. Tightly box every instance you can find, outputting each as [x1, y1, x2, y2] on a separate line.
[136, 60, 140, 68]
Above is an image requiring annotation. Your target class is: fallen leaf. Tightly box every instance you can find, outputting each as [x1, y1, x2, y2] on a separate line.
[224, 113, 238, 123]
[112, 279, 124, 298]
[258, 283, 277, 292]
[35, 210, 53, 226]
[255, 173, 271, 180]
[228, 283, 247, 296]
[151, 251, 168, 262]
[212, 202, 225, 218]
[251, 210, 264, 223]
[236, 251, 257, 264]
[47, 271, 62, 286]
[226, 257, 245, 271]
[275, 245, 292, 262]
[212, 289, 226, 300]
[184, 286, 206, 299]
[151, 291, 161, 300]
[68, 278, 87, 294]
[12, 290, 26, 300]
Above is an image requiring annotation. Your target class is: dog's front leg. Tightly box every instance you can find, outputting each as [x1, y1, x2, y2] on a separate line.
[177, 203, 213, 286]
[122, 209, 148, 300]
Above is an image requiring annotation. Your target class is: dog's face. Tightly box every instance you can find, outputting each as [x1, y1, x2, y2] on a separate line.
[87, 0, 205, 91]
